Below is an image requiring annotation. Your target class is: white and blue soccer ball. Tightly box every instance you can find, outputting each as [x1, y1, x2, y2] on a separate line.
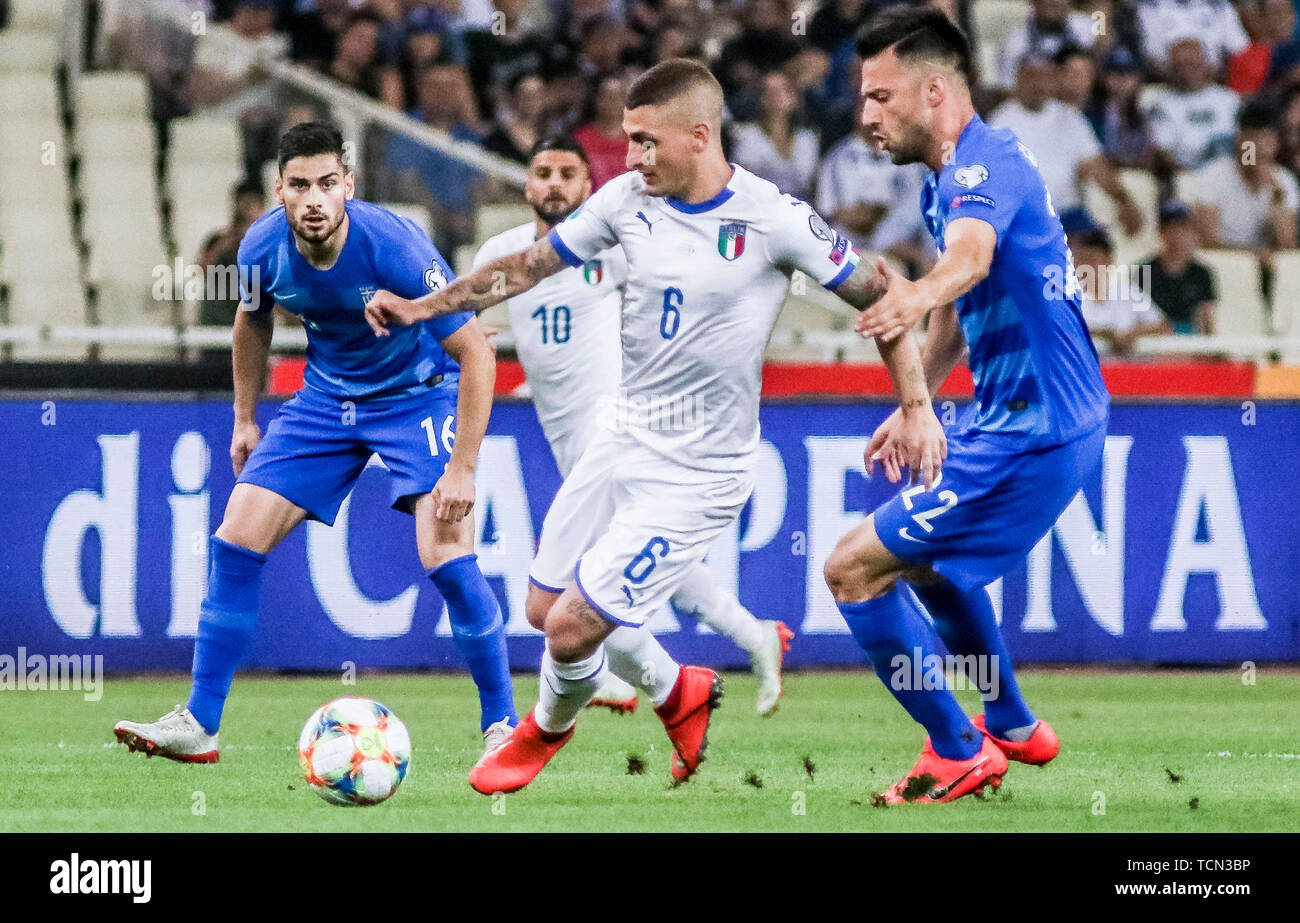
[297, 697, 411, 806]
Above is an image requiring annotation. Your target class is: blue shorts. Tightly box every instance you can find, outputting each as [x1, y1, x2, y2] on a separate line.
[237, 381, 458, 525]
[874, 408, 1107, 592]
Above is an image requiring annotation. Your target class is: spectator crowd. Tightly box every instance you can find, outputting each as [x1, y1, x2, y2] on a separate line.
[117, 0, 1300, 347]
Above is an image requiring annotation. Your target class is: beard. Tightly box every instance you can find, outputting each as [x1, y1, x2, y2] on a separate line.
[291, 208, 344, 244]
[885, 121, 931, 166]
[533, 198, 580, 227]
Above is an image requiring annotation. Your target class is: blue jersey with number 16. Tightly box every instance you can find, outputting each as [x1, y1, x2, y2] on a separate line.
[236, 199, 469, 399]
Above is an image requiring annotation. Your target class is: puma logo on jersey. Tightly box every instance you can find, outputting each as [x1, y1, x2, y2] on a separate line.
[635, 211, 658, 234]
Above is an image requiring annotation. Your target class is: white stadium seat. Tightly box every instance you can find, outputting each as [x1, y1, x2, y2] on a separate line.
[1198, 249, 1268, 337]
[971, 0, 1029, 85]
[8, 0, 66, 32]
[1083, 169, 1161, 268]
[474, 203, 534, 247]
[0, 30, 61, 73]
[0, 75, 59, 120]
[167, 117, 243, 170]
[1269, 250, 1300, 337]
[76, 72, 150, 121]
[5, 281, 92, 361]
[76, 118, 157, 162]
[79, 162, 160, 210]
[171, 208, 232, 263]
[168, 161, 245, 211]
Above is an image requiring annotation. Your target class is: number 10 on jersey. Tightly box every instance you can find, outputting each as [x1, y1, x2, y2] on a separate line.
[531, 304, 571, 344]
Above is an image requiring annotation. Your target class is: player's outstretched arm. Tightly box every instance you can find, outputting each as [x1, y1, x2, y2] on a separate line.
[431, 317, 495, 523]
[365, 237, 567, 336]
[832, 258, 946, 488]
[855, 217, 995, 342]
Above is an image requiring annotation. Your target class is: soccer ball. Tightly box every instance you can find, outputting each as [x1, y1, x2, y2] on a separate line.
[297, 697, 411, 806]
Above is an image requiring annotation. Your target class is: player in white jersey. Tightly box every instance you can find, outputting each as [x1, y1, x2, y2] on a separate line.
[474, 135, 795, 716]
[365, 59, 943, 795]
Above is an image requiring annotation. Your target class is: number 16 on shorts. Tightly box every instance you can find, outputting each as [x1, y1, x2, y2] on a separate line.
[420, 413, 455, 456]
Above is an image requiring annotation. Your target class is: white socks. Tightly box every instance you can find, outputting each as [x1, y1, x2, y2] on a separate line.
[536, 645, 608, 734]
[604, 626, 681, 707]
[670, 566, 765, 653]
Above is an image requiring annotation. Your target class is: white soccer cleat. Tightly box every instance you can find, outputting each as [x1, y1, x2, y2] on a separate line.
[587, 673, 639, 714]
[751, 621, 795, 716]
[113, 705, 219, 763]
[482, 718, 516, 757]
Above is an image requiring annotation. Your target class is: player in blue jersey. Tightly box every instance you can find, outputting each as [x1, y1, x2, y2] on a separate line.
[114, 122, 518, 764]
[821, 8, 1111, 803]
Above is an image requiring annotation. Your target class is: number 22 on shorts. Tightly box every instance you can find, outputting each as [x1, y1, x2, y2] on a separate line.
[897, 473, 958, 543]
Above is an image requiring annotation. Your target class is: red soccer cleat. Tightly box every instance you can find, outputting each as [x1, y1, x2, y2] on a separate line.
[468, 709, 573, 795]
[655, 666, 724, 783]
[973, 715, 1060, 766]
[877, 735, 1008, 805]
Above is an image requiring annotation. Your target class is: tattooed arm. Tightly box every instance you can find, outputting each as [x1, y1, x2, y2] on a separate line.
[365, 236, 567, 336]
[832, 257, 947, 488]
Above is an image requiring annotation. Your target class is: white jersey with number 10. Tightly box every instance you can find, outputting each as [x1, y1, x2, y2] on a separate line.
[473, 223, 627, 475]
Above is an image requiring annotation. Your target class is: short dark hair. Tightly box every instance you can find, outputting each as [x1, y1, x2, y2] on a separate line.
[277, 121, 347, 173]
[856, 6, 973, 85]
[626, 58, 722, 111]
[528, 134, 590, 166]
[1238, 101, 1277, 133]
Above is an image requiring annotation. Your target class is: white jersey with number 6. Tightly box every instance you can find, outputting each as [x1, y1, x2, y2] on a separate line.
[546, 165, 860, 473]
[473, 223, 627, 475]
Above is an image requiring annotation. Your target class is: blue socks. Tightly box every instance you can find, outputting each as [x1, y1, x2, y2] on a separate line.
[838, 589, 982, 760]
[910, 580, 1036, 737]
[429, 554, 518, 732]
[187, 537, 266, 735]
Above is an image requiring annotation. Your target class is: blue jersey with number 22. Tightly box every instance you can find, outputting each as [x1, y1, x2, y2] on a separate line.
[921, 114, 1109, 449]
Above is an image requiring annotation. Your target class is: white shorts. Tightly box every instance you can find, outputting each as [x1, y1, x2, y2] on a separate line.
[529, 429, 754, 627]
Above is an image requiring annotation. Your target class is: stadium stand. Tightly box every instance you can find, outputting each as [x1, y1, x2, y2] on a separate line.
[0, 0, 1296, 376]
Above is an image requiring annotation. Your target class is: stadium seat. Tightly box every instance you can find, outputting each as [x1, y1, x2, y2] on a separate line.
[168, 162, 246, 212]
[0, 75, 60, 120]
[167, 117, 243, 169]
[79, 162, 161, 209]
[0, 211, 82, 284]
[75, 72, 150, 121]
[4, 281, 91, 361]
[0, 150, 73, 212]
[474, 203, 534, 247]
[971, 0, 1030, 84]
[1083, 169, 1161, 268]
[1269, 250, 1300, 337]
[377, 202, 434, 240]
[1198, 249, 1268, 337]
[76, 118, 157, 162]
[171, 208, 232, 263]
[7, 0, 66, 32]
[0, 30, 60, 73]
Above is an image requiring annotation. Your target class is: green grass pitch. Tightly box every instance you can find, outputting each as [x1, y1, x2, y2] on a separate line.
[3, 668, 1296, 832]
